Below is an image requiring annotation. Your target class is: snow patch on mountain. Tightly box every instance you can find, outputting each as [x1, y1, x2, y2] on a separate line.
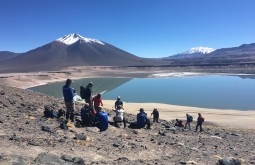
[182, 47, 215, 54]
[57, 33, 105, 45]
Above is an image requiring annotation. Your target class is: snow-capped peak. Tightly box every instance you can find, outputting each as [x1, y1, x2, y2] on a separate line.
[182, 47, 215, 54]
[56, 33, 105, 45]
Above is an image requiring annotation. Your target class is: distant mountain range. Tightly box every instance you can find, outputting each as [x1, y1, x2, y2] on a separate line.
[0, 33, 255, 73]
[0, 34, 159, 72]
[164, 47, 215, 59]
[163, 44, 255, 66]
[0, 51, 21, 62]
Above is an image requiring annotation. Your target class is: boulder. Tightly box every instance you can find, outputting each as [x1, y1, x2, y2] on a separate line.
[217, 157, 241, 165]
[34, 152, 65, 164]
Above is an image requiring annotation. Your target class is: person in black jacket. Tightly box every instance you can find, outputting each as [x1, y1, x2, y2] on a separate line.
[81, 82, 93, 107]
[151, 108, 159, 123]
[114, 96, 123, 110]
[185, 113, 193, 130]
[196, 113, 205, 132]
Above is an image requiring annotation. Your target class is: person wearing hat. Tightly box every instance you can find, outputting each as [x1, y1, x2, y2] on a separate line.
[129, 108, 150, 129]
[62, 79, 75, 122]
[151, 108, 159, 123]
[113, 105, 126, 128]
[114, 96, 123, 110]
[94, 106, 108, 132]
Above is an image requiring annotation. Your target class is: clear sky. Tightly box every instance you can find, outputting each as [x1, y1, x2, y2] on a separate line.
[1, 0, 255, 58]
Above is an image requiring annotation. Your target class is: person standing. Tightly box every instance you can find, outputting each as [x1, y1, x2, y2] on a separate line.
[62, 79, 75, 122]
[115, 96, 123, 110]
[82, 82, 93, 107]
[92, 93, 103, 112]
[151, 108, 159, 123]
[185, 113, 193, 130]
[196, 113, 205, 132]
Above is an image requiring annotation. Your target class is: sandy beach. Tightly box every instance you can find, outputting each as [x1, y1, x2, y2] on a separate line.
[103, 100, 255, 129]
[1, 66, 254, 129]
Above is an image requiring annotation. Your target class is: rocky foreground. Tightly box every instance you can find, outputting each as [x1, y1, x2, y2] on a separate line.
[0, 85, 255, 165]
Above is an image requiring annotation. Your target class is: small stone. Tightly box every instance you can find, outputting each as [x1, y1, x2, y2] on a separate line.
[180, 161, 187, 164]
[158, 130, 166, 136]
[73, 157, 85, 165]
[41, 125, 53, 133]
[60, 123, 68, 130]
[116, 157, 129, 162]
[61, 154, 73, 162]
[74, 134, 87, 140]
[133, 130, 138, 134]
[230, 133, 239, 136]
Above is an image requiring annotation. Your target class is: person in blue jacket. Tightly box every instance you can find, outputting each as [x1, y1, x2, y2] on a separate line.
[129, 108, 151, 129]
[62, 79, 75, 122]
[137, 108, 151, 129]
[94, 106, 108, 132]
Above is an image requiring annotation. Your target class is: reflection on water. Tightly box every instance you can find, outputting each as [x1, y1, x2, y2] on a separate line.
[30, 76, 255, 110]
[30, 78, 132, 98]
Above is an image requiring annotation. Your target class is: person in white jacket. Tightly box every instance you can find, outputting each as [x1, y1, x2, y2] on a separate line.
[113, 105, 126, 128]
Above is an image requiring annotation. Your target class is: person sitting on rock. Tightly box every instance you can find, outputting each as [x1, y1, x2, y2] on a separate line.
[151, 108, 159, 123]
[113, 105, 126, 128]
[115, 96, 123, 110]
[94, 106, 108, 132]
[62, 79, 75, 122]
[196, 113, 205, 132]
[129, 108, 151, 129]
[175, 119, 184, 127]
[92, 93, 103, 113]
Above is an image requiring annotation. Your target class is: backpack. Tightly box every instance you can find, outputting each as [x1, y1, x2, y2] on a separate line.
[190, 116, 193, 122]
[57, 109, 66, 118]
[201, 117, 205, 122]
[80, 86, 86, 99]
[44, 105, 57, 118]
[80, 107, 94, 126]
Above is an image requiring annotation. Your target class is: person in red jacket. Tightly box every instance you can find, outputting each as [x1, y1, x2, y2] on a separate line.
[93, 93, 103, 112]
[196, 113, 205, 132]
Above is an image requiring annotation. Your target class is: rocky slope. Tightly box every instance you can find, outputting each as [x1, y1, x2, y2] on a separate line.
[0, 85, 254, 164]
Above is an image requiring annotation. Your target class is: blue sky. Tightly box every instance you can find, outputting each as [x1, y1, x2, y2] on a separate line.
[0, 0, 255, 58]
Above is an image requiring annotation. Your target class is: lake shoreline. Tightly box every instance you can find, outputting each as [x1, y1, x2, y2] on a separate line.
[102, 100, 255, 130]
[1, 66, 255, 129]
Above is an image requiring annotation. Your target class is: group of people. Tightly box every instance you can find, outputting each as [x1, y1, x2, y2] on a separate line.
[174, 113, 205, 132]
[62, 79, 205, 132]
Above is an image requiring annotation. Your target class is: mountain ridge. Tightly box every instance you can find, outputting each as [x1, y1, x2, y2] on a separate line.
[0, 34, 159, 73]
